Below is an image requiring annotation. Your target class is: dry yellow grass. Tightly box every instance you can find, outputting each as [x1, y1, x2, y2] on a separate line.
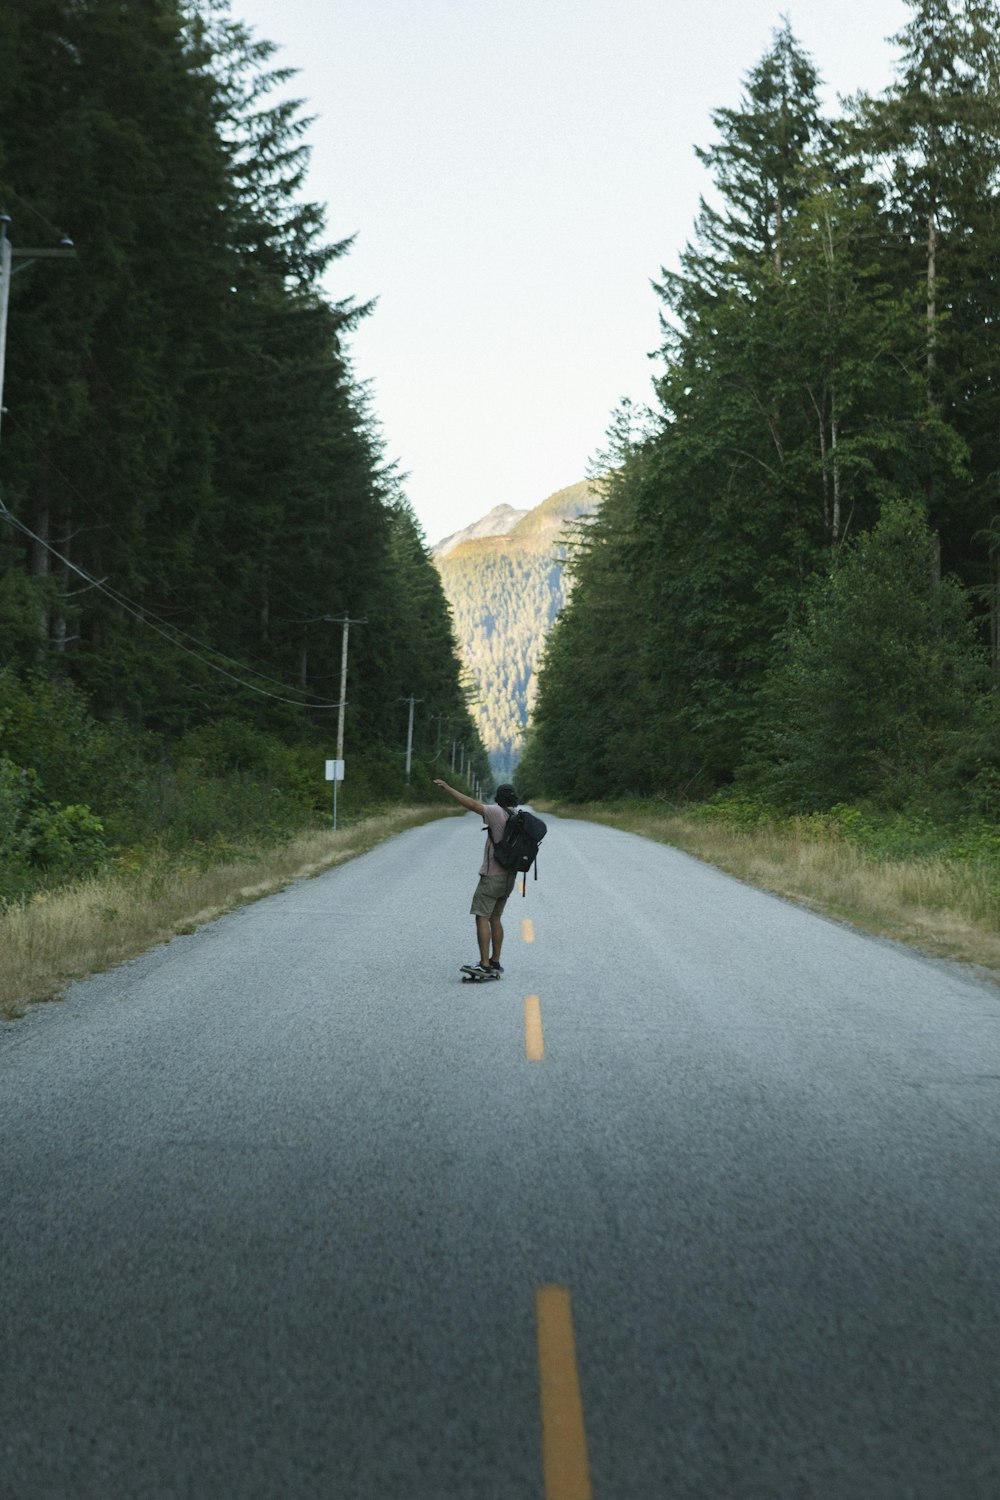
[548, 803, 1000, 982]
[0, 808, 446, 1020]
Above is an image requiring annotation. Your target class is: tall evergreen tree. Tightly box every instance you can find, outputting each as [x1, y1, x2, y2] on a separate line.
[0, 0, 479, 795]
[663, 17, 826, 320]
[746, 498, 990, 808]
[525, 12, 996, 803]
[852, 0, 1000, 619]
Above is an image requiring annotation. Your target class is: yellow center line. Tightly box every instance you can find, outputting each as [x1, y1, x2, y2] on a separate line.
[525, 996, 545, 1061]
[522, 917, 535, 943]
[536, 1285, 592, 1500]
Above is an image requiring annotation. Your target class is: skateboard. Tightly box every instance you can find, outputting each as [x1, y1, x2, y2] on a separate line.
[460, 965, 501, 983]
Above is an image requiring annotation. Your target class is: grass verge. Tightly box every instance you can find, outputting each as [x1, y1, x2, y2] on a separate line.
[0, 807, 447, 1021]
[541, 799, 1000, 983]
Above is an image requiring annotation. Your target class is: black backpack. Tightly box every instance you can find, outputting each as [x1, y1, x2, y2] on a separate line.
[488, 808, 548, 896]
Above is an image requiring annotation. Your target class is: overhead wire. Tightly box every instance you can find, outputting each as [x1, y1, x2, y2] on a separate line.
[0, 501, 347, 710]
[0, 415, 349, 703]
[4, 410, 133, 553]
[0, 204, 373, 717]
[0, 190, 70, 245]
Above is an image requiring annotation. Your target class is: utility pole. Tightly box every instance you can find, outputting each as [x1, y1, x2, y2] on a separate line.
[430, 714, 448, 765]
[334, 614, 366, 766]
[401, 696, 423, 784]
[331, 614, 366, 830]
[0, 214, 76, 444]
[0, 218, 10, 441]
[450, 739, 456, 771]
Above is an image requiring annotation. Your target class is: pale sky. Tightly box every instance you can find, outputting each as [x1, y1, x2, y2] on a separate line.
[228, 0, 909, 546]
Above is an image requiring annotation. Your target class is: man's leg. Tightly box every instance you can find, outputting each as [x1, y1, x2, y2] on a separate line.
[489, 916, 504, 964]
[475, 915, 491, 966]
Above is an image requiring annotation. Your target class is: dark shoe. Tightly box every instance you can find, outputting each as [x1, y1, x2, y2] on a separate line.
[488, 961, 504, 973]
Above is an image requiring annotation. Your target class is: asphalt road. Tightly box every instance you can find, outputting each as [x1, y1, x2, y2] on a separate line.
[2, 810, 999, 1499]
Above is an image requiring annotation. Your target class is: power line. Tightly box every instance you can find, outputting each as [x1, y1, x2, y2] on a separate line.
[5, 409, 143, 557]
[0, 191, 69, 246]
[2, 414, 350, 703]
[0, 501, 348, 710]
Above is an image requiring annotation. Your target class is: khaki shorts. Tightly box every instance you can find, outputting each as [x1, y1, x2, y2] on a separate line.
[470, 870, 517, 918]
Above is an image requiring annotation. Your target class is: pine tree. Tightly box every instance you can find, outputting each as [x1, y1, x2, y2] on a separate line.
[661, 18, 827, 322]
[0, 0, 476, 804]
[525, 16, 992, 801]
[852, 0, 1000, 613]
[747, 498, 989, 807]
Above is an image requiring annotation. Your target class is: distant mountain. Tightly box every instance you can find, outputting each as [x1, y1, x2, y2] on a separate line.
[434, 480, 599, 778]
[432, 503, 528, 558]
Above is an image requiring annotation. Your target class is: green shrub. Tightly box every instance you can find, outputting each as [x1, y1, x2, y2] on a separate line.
[132, 761, 311, 848]
[0, 663, 451, 904]
[747, 500, 991, 811]
[0, 669, 149, 815]
[177, 718, 293, 779]
[25, 802, 108, 874]
[692, 793, 780, 830]
[0, 754, 32, 858]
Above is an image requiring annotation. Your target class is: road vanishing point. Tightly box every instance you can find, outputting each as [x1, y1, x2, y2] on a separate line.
[2, 812, 999, 1498]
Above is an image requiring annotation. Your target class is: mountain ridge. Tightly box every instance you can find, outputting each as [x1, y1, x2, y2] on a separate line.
[433, 480, 599, 777]
[432, 503, 528, 558]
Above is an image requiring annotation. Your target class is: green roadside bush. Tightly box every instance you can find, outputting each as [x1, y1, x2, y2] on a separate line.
[0, 754, 32, 859]
[743, 500, 995, 813]
[0, 751, 108, 904]
[0, 669, 149, 812]
[0, 672, 457, 907]
[693, 787, 1000, 882]
[25, 802, 107, 874]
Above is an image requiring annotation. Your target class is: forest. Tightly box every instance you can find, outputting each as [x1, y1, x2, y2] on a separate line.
[520, 0, 1000, 843]
[0, 0, 487, 903]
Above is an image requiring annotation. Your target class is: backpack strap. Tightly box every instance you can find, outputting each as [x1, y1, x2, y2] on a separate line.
[484, 806, 512, 873]
[483, 807, 512, 842]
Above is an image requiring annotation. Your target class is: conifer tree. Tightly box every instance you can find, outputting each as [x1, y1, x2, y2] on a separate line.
[747, 498, 989, 807]
[661, 18, 826, 320]
[0, 0, 477, 801]
[851, 0, 1000, 607]
[525, 13, 996, 802]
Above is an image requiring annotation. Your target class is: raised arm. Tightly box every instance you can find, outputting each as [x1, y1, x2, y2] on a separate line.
[433, 778, 486, 817]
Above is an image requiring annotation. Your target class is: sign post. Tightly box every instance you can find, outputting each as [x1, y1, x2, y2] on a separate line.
[325, 759, 345, 830]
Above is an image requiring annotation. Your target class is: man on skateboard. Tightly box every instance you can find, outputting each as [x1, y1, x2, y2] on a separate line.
[433, 777, 520, 980]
